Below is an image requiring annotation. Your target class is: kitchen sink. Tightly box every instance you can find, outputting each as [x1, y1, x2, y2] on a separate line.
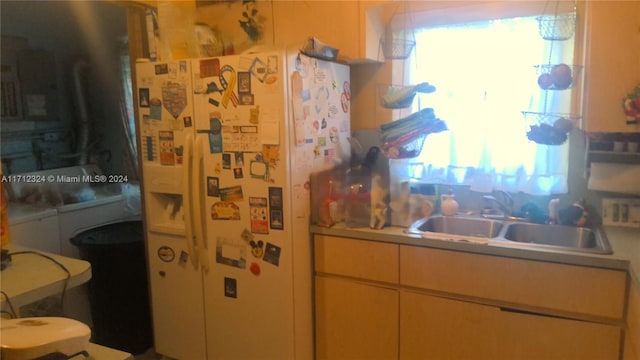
[406, 215, 504, 238]
[499, 222, 613, 254]
[407, 215, 613, 255]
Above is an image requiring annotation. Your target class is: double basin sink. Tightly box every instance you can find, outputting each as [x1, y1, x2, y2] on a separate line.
[406, 215, 613, 254]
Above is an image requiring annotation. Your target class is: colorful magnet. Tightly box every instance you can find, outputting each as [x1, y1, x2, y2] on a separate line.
[157, 246, 175, 263]
[262, 242, 281, 266]
[250, 262, 261, 276]
[237, 71, 251, 94]
[224, 277, 237, 298]
[216, 237, 246, 269]
[207, 177, 220, 197]
[179, 250, 189, 266]
[159, 131, 175, 165]
[161, 82, 188, 119]
[249, 160, 269, 180]
[222, 153, 231, 169]
[241, 229, 254, 243]
[208, 117, 223, 153]
[219, 185, 244, 202]
[249, 240, 264, 258]
[250, 197, 269, 234]
[149, 98, 162, 119]
[268, 187, 284, 230]
[139, 88, 150, 107]
[211, 202, 241, 220]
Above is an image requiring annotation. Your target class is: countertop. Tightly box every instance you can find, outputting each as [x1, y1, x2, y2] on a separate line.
[0, 244, 92, 309]
[311, 223, 640, 286]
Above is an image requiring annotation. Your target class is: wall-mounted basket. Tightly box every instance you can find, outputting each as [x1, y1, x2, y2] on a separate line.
[534, 63, 583, 90]
[379, 2, 416, 60]
[378, 82, 437, 109]
[536, 11, 576, 40]
[380, 108, 447, 159]
[380, 35, 416, 60]
[522, 111, 580, 145]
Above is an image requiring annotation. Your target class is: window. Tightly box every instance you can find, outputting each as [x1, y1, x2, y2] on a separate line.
[400, 13, 577, 195]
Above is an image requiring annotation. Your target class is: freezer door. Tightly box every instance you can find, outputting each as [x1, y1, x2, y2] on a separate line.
[146, 231, 206, 359]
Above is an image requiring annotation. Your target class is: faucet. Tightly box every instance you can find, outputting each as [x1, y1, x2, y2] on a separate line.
[481, 190, 514, 218]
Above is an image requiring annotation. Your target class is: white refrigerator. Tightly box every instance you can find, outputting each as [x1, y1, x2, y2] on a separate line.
[135, 51, 351, 359]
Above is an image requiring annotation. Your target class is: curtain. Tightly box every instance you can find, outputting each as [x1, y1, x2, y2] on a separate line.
[405, 16, 574, 195]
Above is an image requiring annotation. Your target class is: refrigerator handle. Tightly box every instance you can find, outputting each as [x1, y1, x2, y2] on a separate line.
[182, 133, 199, 268]
[193, 135, 210, 273]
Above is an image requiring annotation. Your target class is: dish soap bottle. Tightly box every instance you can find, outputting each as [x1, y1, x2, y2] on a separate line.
[440, 189, 459, 216]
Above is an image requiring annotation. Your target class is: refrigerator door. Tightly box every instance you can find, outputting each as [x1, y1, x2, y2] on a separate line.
[192, 51, 295, 359]
[191, 51, 351, 359]
[146, 232, 206, 359]
[136, 60, 206, 359]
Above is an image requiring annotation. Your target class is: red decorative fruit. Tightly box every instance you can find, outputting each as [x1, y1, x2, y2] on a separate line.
[537, 73, 553, 90]
[550, 64, 573, 89]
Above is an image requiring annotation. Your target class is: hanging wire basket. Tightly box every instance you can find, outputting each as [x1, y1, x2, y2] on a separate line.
[534, 64, 583, 90]
[522, 111, 581, 145]
[380, 2, 416, 60]
[536, 11, 576, 40]
[380, 35, 416, 60]
[378, 82, 436, 109]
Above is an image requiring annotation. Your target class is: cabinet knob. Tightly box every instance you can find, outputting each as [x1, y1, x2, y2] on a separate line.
[159, 271, 166, 277]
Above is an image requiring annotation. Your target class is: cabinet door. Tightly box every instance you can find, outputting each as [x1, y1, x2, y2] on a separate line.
[583, 1, 640, 132]
[625, 279, 640, 360]
[315, 276, 399, 360]
[271, 1, 385, 62]
[400, 290, 501, 360]
[400, 291, 621, 360]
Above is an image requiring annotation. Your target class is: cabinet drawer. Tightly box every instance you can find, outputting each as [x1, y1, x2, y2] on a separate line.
[314, 235, 399, 283]
[400, 245, 626, 320]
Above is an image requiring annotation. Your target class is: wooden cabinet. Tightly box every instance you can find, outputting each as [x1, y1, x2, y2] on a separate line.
[401, 290, 621, 360]
[313, 234, 627, 359]
[581, 0, 640, 132]
[400, 245, 627, 321]
[272, 1, 387, 63]
[626, 278, 640, 360]
[314, 236, 399, 359]
[315, 276, 399, 360]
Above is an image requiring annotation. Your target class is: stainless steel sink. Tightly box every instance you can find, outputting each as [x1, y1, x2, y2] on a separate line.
[406, 215, 503, 238]
[499, 222, 613, 254]
[406, 215, 613, 255]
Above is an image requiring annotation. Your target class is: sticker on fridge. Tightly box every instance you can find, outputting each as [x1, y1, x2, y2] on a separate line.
[249, 197, 269, 234]
[268, 187, 284, 230]
[262, 242, 281, 266]
[158, 131, 175, 165]
[211, 201, 240, 220]
[216, 237, 246, 269]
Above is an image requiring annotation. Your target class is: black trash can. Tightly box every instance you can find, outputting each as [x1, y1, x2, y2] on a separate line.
[71, 220, 152, 355]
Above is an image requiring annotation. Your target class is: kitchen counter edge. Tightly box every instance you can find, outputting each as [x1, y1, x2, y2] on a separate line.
[310, 224, 640, 287]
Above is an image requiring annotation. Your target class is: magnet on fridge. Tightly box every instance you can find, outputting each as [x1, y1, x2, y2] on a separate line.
[249, 240, 264, 258]
[237, 72, 251, 93]
[224, 277, 237, 298]
[139, 88, 150, 107]
[222, 153, 231, 169]
[262, 242, 281, 266]
[178, 250, 189, 266]
[158, 246, 175, 262]
[208, 117, 222, 153]
[207, 177, 220, 197]
[250, 262, 261, 276]
[241, 228, 254, 243]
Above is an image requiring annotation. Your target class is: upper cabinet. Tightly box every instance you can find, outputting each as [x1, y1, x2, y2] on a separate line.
[272, 1, 387, 63]
[581, 0, 640, 133]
